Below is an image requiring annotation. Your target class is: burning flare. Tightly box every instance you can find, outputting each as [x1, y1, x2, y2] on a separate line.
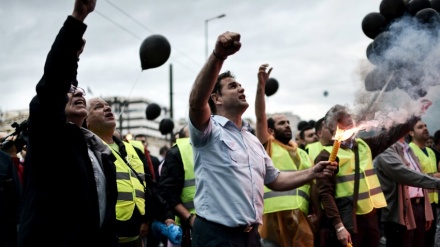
[328, 126, 357, 162]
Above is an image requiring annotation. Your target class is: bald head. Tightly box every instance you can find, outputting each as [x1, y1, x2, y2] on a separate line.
[86, 97, 116, 141]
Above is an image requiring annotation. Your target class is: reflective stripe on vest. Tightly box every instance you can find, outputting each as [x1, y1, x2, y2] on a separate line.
[176, 138, 196, 224]
[323, 139, 386, 214]
[409, 143, 438, 204]
[107, 141, 146, 220]
[263, 142, 312, 214]
[305, 142, 324, 163]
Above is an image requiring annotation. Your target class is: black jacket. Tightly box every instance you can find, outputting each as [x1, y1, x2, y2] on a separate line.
[157, 144, 184, 221]
[0, 150, 22, 247]
[18, 16, 118, 247]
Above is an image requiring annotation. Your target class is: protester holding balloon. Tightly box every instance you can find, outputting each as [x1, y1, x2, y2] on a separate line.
[187, 31, 337, 247]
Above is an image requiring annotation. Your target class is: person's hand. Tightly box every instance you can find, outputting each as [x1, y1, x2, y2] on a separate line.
[313, 161, 337, 179]
[419, 98, 432, 115]
[336, 227, 352, 247]
[165, 218, 176, 226]
[426, 219, 432, 230]
[189, 214, 196, 227]
[72, 0, 97, 22]
[258, 64, 273, 86]
[139, 222, 149, 237]
[213, 31, 241, 60]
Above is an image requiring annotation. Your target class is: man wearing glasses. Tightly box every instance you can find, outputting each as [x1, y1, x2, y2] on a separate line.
[18, 1, 118, 246]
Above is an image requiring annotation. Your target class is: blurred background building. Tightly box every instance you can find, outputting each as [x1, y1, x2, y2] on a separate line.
[0, 99, 305, 156]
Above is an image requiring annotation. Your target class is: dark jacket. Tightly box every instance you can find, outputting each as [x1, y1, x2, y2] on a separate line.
[0, 150, 22, 247]
[157, 144, 185, 221]
[375, 142, 437, 228]
[18, 16, 118, 247]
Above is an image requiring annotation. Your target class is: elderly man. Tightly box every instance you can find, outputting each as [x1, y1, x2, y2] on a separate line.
[19, 1, 118, 246]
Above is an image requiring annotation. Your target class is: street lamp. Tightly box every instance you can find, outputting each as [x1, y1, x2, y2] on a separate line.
[205, 14, 226, 59]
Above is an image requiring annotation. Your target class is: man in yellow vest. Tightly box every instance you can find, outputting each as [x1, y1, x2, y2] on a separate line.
[86, 97, 156, 247]
[314, 104, 429, 247]
[305, 117, 326, 163]
[157, 125, 195, 247]
[408, 119, 440, 247]
[254, 64, 315, 247]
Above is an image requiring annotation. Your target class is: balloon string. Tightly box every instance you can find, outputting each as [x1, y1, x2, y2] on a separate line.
[118, 71, 143, 118]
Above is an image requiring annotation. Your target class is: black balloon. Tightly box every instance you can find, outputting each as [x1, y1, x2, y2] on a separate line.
[364, 68, 398, 92]
[265, 78, 279, 96]
[380, 0, 406, 21]
[370, 31, 393, 60]
[139, 34, 171, 70]
[146, 103, 161, 120]
[323, 90, 329, 97]
[366, 42, 382, 65]
[365, 69, 383, 91]
[362, 12, 388, 39]
[159, 118, 174, 135]
[407, 0, 432, 16]
[432, 0, 440, 12]
[416, 88, 428, 97]
[415, 8, 440, 26]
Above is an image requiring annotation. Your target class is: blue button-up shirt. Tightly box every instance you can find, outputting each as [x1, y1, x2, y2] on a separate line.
[189, 115, 280, 227]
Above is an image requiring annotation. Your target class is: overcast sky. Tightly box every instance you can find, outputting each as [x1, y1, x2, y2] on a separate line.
[1, 0, 439, 133]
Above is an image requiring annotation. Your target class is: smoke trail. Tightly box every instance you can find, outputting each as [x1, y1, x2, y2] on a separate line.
[352, 13, 440, 132]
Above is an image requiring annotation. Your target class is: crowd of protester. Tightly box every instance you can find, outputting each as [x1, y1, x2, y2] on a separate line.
[1, 1, 440, 247]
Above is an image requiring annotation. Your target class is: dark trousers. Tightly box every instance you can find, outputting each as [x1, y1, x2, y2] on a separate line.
[352, 210, 381, 247]
[319, 210, 380, 247]
[0, 222, 17, 247]
[191, 216, 261, 247]
[384, 200, 426, 247]
[425, 203, 437, 247]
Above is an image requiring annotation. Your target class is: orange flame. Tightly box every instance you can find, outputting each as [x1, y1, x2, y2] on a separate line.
[333, 125, 357, 142]
[328, 126, 357, 162]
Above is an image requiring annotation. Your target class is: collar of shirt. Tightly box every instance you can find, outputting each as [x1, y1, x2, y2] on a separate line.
[212, 115, 252, 132]
[397, 141, 409, 151]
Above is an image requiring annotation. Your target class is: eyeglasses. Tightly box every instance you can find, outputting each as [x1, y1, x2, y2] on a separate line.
[68, 85, 86, 96]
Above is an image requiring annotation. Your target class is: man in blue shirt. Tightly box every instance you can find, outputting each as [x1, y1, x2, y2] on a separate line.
[187, 31, 338, 247]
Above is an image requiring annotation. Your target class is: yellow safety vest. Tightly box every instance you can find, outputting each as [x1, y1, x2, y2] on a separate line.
[175, 138, 196, 225]
[129, 140, 145, 154]
[107, 141, 146, 221]
[409, 142, 438, 204]
[263, 142, 312, 214]
[323, 139, 386, 215]
[305, 141, 324, 163]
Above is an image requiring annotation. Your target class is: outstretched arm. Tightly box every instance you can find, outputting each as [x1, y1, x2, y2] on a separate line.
[255, 64, 273, 144]
[188, 31, 241, 131]
[266, 160, 337, 191]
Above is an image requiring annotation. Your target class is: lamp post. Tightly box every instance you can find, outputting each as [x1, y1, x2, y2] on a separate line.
[205, 14, 226, 59]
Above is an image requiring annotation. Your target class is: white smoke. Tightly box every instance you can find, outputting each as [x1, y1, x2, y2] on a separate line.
[352, 14, 440, 133]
